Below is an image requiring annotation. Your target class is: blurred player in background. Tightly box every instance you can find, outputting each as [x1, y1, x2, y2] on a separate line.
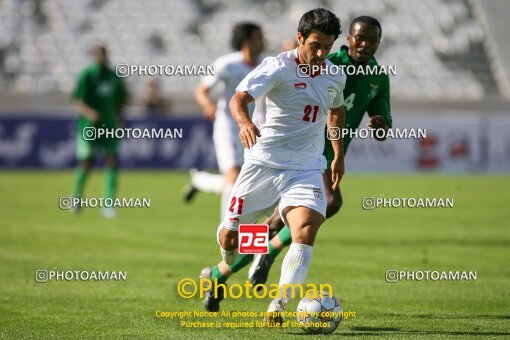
[184, 23, 265, 218]
[206, 8, 345, 325]
[139, 77, 170, 117]
[71, 45, 128, 218]
[200, 15, 392, 311]
[280, 38, 299, 52]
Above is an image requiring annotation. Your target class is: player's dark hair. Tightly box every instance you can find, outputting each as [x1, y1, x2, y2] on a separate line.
[298, 8, 342, 41]
[350, 16, 382, 38]
[231, 22, 262, 51]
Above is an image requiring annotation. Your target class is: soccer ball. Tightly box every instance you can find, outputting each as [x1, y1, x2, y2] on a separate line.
[296, 291, 343, 334]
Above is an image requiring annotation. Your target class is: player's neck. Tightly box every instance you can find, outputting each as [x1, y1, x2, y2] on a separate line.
[296, 46, 305, 64]
[242, 49, 259, 67]
[347, 48, 370, 66]
[95, 62, 109, 71]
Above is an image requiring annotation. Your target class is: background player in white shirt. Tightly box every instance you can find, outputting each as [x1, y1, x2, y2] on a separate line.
[216, 8, 345, 324]
[185, 23, 265, 216]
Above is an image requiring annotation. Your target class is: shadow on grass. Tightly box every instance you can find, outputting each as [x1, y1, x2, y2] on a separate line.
[386, 313, 510, 320]
[343, 326, 510, 337]
[285, 321, 510, 336]
[323, 238, 510, 248]
[412, 314, 510, 320]
[286, 327, 400, 336]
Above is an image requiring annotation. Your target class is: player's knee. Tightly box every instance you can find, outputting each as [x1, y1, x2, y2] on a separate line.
[291, 224, 320, 246]
[219, 228, 238, 251]
[105, 156, 118, 168]
[326, 194, 342, 218]
[81, 160, 93, 171]
[266, 209, 284, 233]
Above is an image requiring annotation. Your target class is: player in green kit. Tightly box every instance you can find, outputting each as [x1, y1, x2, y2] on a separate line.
[71, 46, 128, 218]
[199, 16, 393, 311]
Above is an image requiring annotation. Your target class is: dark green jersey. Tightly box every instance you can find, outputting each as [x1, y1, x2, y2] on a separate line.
[325, 45, 392, 162]
[73, 63, 127, 129]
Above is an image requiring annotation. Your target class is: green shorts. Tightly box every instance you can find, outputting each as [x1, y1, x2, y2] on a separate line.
[76, 122, 118, 160]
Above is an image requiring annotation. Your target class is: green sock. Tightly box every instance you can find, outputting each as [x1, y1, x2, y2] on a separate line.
[268, 226, 291, 259]
[105, 167, 117, 199]
[229, 254, 253, 273]
[211, 254, 254, 285]
[279, 226, 292, 246]
[268, 243, 281, 260]
[211, 265, 228, 284]
[73, 167, 88, 198]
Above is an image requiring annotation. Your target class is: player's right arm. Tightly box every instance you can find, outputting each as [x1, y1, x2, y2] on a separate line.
[194, 83, 217, 120]
[75, 101, 100, 123]
[73, 70, 100, 123]
[231, 56, 283, 148]
[195, 56, 229, 120]
[229, 92, 260, 148]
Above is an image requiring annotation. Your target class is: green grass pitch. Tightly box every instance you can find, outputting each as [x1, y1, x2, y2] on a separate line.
[0, 171, 509, 339]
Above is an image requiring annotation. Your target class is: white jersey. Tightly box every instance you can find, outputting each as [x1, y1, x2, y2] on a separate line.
[202, 52, 260, 129]
[236, 48, 346, 170]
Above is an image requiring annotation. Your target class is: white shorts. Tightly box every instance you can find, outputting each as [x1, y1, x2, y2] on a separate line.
[221, 163, 326, 231]
[213, 119, 244, 174]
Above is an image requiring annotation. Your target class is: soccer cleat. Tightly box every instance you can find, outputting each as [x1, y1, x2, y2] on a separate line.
[69, 204, 80, 215]
[249, 254, 274, 289]
[182, 184, 198, 203]
[67, 196, 80, 214]
[183, 169, 198, 203]
[101, 207, 117, 218]
[69, 206, 80, 214]
[199, 267, 225, 312]
[264, 298, 286, 327]
[248, 254, 261, 279]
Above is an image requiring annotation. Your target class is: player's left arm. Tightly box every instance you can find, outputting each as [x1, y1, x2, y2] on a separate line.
[328, 106, 345, 190]
[328, 76, 346, 189]
[367, 76, 392, 141]
[116, 78, 128, 129]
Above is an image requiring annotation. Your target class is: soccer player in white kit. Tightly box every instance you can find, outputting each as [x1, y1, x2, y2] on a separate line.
[185, 23, 265, 216]
[218, 8, 346, 324]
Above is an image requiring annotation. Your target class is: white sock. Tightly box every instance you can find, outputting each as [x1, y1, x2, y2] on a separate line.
[216, 225, 237, 265]
[220, 182, 234, 220]
[276, 242, 314, 307]
[191, 171, 223, 194]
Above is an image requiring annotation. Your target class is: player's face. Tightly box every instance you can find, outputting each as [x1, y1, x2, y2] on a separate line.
[93, 48, 107, 66]
[298, 30, 336, 67]
[247, 29, 265, 55]
[347, 22, 381, 64]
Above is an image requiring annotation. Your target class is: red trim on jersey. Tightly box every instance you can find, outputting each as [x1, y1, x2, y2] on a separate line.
[294, 56, 325, 78]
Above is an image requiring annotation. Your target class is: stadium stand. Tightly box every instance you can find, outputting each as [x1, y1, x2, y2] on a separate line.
[0, 0, 508, 102]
